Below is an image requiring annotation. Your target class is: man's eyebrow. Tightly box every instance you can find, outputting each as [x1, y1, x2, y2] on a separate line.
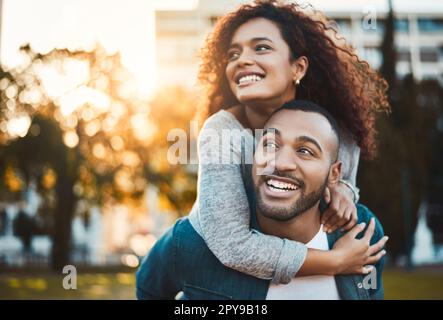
[262, 127, 281, 137]
[228, 37, 274, 49]
[295, 135, 323, 153]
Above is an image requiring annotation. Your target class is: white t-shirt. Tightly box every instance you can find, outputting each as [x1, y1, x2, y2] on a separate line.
[266, 225, 341, 300]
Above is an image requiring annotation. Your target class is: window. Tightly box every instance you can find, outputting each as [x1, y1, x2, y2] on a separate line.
[334, 18, 351, 33]
[395, 19, 409, 32]
[362, 46, 382, 67]
[397, 49, 411, 62]
[420, 48, 439, 62]
[361, 18, 385, 34]
[418, 18, 443, 32]
[363, 18, 409, 34]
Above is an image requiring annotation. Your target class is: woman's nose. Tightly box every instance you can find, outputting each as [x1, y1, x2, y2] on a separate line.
[236, 50, 255, 67]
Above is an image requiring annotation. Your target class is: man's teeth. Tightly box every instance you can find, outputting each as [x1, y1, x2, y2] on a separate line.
[266, 179, 298, 192]
[238, 74, 263, 84]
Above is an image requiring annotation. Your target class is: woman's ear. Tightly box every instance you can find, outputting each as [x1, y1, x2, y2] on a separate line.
[328, 161, 342, 187]
[291, 55, 309, 82]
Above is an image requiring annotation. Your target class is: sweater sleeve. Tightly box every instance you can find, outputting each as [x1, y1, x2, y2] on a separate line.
[192, 113, 307, 284]
[338, 130, 361, 201]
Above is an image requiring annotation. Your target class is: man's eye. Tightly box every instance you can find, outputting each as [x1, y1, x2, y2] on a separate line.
[298, 147, 313, 155]
[264, 141, 277, 149]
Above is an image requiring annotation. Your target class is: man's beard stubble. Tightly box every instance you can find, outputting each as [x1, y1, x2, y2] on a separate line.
[255, 173, 329, 222]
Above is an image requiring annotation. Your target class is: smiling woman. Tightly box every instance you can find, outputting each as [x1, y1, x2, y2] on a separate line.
[225, 19, 304, 116]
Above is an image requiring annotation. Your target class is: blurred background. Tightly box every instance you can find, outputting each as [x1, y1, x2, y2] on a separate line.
[0, 0, 442, 299]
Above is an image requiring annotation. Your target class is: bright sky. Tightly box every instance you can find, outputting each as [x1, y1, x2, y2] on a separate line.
[0, 0, 198, 98]
[2, 0, 437, 99]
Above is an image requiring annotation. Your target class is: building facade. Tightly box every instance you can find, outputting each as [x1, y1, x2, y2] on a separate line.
[154, 0, 443, 89]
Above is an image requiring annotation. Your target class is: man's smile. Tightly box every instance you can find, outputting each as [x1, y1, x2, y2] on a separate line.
[261, 175, 302, 200]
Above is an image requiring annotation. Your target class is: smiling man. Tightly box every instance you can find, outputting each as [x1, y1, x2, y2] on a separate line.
[136, 100, 386, 300]
[252, 101, 348, 299]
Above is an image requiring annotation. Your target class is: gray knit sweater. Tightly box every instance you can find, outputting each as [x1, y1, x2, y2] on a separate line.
[188, 109, 360, 284]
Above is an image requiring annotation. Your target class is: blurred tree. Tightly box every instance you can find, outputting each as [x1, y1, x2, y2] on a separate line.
[419, 80, 443, 243]
[0, 44, 197, 270]
[419, 80, 443, 206]
[359, 0, 431, 264]
[13, 208, 34, 253]
[147, 86, 199, 216]
[380, 0, 397, 93]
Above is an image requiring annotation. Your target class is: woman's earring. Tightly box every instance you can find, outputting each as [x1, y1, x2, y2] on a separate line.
[294, 78, 300, 86]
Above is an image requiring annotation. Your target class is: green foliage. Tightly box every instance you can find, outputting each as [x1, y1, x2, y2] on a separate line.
[0, 45, 197, 269]
[360, 1, 443, 261]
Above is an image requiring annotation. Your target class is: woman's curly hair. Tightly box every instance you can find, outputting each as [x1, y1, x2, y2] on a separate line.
[197, 0, 390, 159]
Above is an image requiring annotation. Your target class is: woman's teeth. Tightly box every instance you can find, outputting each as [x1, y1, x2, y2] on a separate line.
[238, 74, 263, 85]
[266, 179, 298, 192]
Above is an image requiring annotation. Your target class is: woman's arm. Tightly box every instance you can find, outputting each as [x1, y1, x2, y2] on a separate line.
[321, 132, 361, 232]
[298, 219, 388, 277]
[338, 130, 361, 201]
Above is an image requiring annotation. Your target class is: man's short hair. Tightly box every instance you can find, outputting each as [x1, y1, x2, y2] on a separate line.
[272, 100, 341, 162]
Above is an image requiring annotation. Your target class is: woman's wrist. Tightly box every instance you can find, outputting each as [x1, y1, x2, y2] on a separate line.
[338, 179, 359, 203]
[299, 249, 341, 276]
[329, 249, 344, 275]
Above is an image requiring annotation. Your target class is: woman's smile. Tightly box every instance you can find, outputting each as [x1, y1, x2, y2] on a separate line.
[237, 74, 264, 87]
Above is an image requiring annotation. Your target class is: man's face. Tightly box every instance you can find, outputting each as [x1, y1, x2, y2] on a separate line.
[252, 109, 340, 221]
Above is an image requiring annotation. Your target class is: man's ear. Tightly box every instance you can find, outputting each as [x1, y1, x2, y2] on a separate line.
[291, 56, 309, 82]
[328, 161, 342, 186]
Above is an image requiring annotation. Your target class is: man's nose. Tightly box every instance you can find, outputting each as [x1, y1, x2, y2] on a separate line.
[274, 146, 298, 172]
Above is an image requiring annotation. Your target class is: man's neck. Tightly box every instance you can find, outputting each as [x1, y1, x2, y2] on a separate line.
[256, 204, 322, 244]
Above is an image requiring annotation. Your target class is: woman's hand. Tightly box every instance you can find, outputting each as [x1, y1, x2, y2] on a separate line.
[332, 218, 388, 275]
[321, 183, 358, 233]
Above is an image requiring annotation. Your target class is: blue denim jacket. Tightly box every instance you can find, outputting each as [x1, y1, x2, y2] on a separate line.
[136, 203, 385, 300]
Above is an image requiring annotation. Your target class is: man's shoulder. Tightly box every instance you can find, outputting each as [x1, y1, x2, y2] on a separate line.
[155, 217, 206, 253]
[136, 217, 203, 283]
[175, 216, 203, 240]
[355, 204, 376, 223]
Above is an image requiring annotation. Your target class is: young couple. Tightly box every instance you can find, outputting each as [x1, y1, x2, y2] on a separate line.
[136, 0, 390, 300]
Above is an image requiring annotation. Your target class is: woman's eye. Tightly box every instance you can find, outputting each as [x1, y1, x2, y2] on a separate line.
[256, 44, 271, 52]
[227, 51, 240, 60]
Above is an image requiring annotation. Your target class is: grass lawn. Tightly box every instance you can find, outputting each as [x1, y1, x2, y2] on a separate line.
[0, 271, 137, 300]
[1, 267, 442, 300]
[383, 268, 443, 300]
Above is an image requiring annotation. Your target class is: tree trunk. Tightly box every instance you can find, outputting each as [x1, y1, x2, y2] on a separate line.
[51, 174, 76, 271]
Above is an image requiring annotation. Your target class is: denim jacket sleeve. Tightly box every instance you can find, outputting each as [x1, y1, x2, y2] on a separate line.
[370, 215, 385, 300]
[136, 223, 180, 300]
[356, 204, 385, 300]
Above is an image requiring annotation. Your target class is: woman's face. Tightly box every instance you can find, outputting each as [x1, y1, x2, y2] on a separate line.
[225, 18, 301, 109]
